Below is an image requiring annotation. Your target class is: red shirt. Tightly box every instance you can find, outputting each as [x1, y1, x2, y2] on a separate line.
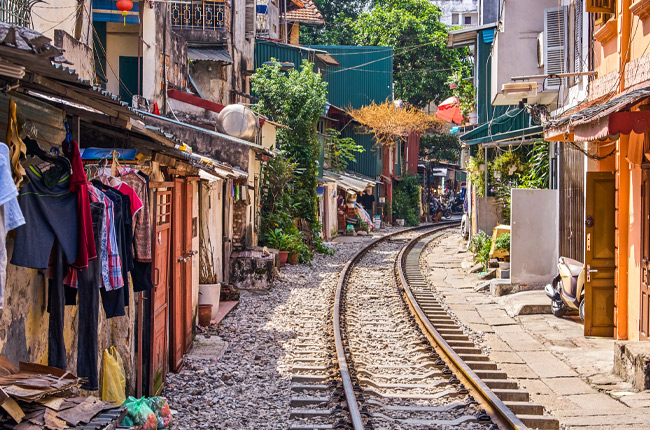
[63, 139, 96, 268]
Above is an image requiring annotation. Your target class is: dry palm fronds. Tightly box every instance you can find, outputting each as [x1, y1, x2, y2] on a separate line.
[348, 101, 444, 147]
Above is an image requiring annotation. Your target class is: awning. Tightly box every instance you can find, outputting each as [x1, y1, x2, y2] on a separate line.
[323, 170, 377, 193]
[315, 53, 340, 67]
[544, 85, 650, 141]
[461, 108, 544, 146]
[447, 23, 497, 48]
[188, 46, 233, 64]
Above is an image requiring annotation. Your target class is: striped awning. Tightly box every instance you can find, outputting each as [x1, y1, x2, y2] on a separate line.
[92, 0, 140, 25]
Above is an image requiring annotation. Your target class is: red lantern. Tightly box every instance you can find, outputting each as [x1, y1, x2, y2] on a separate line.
[116, 0, 133, 25]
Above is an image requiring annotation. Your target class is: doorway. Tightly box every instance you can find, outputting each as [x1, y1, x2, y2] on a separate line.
[584, 171, 616, 337]
[118, 56, 142, 105]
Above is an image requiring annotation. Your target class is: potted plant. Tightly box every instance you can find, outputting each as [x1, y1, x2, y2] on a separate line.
[287, 233, 302, 265]
[265, 228, 291, 267]
[199, 230, 220, 322]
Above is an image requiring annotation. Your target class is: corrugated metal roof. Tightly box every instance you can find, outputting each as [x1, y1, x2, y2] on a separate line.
[309, 45, 393, 110]
[254, 40, 328, 70]
[342, 127, 382, 178]
[188, 46, 233, 64]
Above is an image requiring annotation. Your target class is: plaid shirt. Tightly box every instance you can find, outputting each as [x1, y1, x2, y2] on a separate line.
[65, 186, 124, 290]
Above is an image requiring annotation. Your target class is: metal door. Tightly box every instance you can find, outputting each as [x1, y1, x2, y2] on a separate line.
[150, 185, 172, 395]
[183, 180, 196, 354]
[641, 170, 650, 340]
[223, 179, 232, 285]
[584, 171, 616, 337]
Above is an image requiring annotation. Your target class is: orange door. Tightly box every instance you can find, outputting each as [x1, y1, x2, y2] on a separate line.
[584, 172, 616, 337]
[641, 170, 650, 340]
[150, 185, 172, 395]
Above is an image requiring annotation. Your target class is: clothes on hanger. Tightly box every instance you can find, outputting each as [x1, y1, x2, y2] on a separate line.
[63, 138, 96, 269]
[0, 142, 25, 308]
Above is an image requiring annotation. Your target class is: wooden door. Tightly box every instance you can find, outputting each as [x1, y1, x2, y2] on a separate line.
[170, 177, 193, 371]
[641, 170, 650, 340]
[584, 171, 616, 337]
[150, 185, 172, 395]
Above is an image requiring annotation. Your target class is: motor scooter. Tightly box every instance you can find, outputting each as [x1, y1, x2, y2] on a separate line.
[544, 257, 586, 320]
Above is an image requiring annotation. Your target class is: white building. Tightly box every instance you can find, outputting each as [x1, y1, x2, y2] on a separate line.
[430, 0, 480, 27]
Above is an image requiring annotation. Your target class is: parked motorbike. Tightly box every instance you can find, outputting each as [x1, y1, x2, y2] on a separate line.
[544, 257, 586, 321]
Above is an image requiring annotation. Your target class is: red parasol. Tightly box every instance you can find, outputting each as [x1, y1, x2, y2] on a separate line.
[436, 96, 463, 124]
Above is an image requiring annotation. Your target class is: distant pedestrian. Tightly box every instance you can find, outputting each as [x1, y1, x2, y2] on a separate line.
[359, 186, 375, 217]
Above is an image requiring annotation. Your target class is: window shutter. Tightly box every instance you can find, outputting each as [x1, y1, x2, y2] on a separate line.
[544, 6, 568, 90]
[575, 0, 583, 73]
[586, 0, 616, 14]
[245, 0, 256, 37]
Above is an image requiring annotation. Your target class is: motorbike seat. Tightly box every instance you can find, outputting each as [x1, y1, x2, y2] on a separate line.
[560, 257, 583, 277]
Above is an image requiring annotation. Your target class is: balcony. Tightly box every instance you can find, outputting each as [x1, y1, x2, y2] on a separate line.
[171, 0, 230, 44]
[0, 0, 36, 27]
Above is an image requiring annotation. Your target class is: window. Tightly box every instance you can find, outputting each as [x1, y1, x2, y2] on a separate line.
[451, 13, 459, 24]
[464, 16, 472, 25]
[586, 0, 615, 14]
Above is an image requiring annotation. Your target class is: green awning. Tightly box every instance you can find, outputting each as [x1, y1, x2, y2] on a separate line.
[460, 107, 543, 145]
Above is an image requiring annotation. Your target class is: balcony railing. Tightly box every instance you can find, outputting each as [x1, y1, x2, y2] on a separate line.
[171, 1, 230, 31]
[0, 0, 39, 28]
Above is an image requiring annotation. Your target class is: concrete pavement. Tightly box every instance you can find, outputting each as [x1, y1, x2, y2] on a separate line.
[421, 232, 650, 429]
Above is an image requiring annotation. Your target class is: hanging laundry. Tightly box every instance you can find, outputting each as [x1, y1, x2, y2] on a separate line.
[63, 138, 96, 269]
[121, 170, 151, 262]
[11, 165, 78, 270]
[0, 142, 25, 309]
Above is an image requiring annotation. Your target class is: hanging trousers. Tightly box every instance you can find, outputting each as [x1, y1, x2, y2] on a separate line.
[47, 241, 67, 370]
[77, 202, 104, 390]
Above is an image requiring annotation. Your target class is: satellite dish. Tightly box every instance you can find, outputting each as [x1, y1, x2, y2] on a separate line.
[216, 104, 259, 141]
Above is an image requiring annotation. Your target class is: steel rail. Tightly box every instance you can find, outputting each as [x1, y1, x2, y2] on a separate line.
[333, 221, 458, 430]
[396, 229, 529, 430]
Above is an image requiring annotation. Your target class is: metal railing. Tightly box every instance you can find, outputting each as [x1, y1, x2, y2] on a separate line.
[170, 0, 230, 31]
[0, 0, 40, 28]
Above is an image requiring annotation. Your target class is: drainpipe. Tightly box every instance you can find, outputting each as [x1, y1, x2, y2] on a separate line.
[615, 0, 632, 340]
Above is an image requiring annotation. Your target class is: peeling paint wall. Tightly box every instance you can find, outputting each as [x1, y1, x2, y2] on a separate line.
[199, 180, 225, 283]
[0, 242, 137, 394]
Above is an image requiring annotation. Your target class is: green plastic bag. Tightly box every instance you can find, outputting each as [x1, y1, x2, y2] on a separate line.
[101, 346, 126, 405]
[121, 397, 158, 430]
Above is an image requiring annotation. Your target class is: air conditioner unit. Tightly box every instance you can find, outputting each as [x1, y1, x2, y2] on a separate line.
[502, 82, 539, 98]
[537, 32, 544, 68]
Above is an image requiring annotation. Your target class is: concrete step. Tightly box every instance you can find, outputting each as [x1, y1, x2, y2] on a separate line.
[493, 388, 529, 402]
[503, 401, 543, 415]
[518, 414, 560, 430]
[465, 361, 498, 371]
[482, 379, 519, 389]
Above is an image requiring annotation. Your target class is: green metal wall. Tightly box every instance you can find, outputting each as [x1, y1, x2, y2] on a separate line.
[254, 40, 321, 70]
[309, 45, 393, 110]
[342, 127, 382, 178]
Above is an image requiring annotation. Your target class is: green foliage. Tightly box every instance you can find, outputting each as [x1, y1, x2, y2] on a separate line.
[445, 69, 474, 118]
[468, 231, 492, 272]
[392, 173, 421, 226]
[300, 0, 369, 45]
[253, 59, 329, 258]
[419, 132, 461, 163]
[264, 228, 293, 251]
[466, 152, 488, 197]
[324, 128, 365, 172]
[349, 0, 471, 107]
[523, 142, 550, 189]
[494, 233, 510, 252]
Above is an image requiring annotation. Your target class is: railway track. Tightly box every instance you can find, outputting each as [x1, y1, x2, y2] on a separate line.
[287, 222, 559, 430]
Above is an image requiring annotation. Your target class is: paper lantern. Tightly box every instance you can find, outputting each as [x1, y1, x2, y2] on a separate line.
[116, 0, 133, 25]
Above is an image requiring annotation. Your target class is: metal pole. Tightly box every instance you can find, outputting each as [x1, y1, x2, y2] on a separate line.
[283, 0, 288, 44]
[484, 146, 488, 232]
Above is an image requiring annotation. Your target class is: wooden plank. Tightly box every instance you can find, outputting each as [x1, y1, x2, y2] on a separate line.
[56, 397, 106, 426]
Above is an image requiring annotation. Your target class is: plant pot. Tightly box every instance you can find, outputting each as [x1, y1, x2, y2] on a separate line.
[198, 304, 213, 327]
[278, 251, 289, 267]
[199, 283, 221, 320]
[288, 252, 299, 265]
[395, 219, 405, 227]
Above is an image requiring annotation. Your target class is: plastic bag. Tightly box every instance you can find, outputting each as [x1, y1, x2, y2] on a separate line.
[121, 396, 158, 430]
[146, 397, 172, 429]
[101, 346, 126, 405]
